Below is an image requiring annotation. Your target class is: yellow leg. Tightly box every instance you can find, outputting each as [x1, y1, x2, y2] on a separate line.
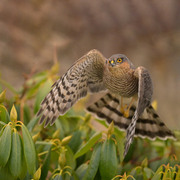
[120, 97, 125, 114]
[123, 97, 135, 118]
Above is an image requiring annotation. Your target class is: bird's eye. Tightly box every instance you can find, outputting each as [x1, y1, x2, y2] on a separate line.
[117, 58, 123, 63]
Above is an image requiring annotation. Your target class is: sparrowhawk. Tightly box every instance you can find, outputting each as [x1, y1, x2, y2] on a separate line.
[37, 49, 175, 156]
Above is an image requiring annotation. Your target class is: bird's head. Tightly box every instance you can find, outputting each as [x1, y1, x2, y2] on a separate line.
[106, 54, 135, 69]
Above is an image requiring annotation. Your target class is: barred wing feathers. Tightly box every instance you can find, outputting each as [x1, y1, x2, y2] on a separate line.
[37, 49, 106, 127]
[86, 92, 175, 140]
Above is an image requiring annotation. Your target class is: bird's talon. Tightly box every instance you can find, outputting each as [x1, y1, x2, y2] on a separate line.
[120, 104, 128, 114]
[120, 106, 125, 114]
[124, 110, 130, 118]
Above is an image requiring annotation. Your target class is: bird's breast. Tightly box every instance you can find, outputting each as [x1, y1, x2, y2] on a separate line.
[103, 67, 138, 97]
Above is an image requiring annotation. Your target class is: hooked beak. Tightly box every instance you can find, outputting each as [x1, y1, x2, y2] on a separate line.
[105, 59, 115, 68]
[109, 59, 115, 67]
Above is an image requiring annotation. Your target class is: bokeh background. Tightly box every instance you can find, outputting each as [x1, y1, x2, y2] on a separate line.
[0, 0, 180, 129]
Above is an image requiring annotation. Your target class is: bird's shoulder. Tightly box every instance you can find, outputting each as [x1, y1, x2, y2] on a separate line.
[75, 49, 106, 66]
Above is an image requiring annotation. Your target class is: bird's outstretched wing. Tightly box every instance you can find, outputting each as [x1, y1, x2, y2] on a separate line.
[37, 49, 106, 127]
[87, 93, 175, 140]
[124, 66, 153, 156]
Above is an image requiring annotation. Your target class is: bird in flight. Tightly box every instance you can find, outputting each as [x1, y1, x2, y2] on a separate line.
[37, 49, 175, 156]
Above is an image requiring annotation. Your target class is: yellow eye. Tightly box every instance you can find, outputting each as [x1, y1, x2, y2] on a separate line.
[117, 58, 122, 63]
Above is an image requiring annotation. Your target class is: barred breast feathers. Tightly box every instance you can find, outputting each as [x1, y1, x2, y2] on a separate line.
[103, 64, 138, 97]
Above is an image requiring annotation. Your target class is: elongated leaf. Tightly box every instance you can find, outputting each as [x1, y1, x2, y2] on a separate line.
[23, 105, 31, 125]
[0, 105, 7, 123]
[22, 124, 36, 175]
[99, 137, 118, 180]
[0, 90, 6, 103]
[74, 132, 102, 159]
[65, 146, 76, 170]
[62, 146, 76, 180]
[115, 129, 124, 162]
[0, 164, 15, 180]
[83, 143, 102, 180]
[55, 120, 65, 139]
[0, 105, 10, 124]
[0, 124, 12, 167]
[26, 116, 39, 132]
[18, 136, 27, 180]
[96, 119, 108, 128]
[76, 163, 88, 179]
[40, 144, 52, 180]
[34, 79, 53, 114]
[26, 75, 47, 99]
[143, 167, 154, 179]
[151, 165, 163, 180]
[68, 130, 82, 153]
[25, 72, 47, 87]
[9, 131, 23, 177]
[53, 174, 63, 180]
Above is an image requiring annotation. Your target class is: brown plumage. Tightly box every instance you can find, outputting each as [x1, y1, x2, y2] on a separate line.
[37, 49, 175, 157]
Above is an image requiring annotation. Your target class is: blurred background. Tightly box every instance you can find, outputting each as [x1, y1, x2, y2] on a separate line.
[0, 0, 179, 129]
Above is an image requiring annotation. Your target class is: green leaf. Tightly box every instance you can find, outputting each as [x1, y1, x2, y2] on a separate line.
[22, 123, 36, 175]
[76, 163, 88, 179]
[0, 104, 10, 124]
[0, 105, 7, 123]
[18, 137, 27, 180]
[0, 78, 18, 94]
[114, 128, 124, 162]
[55, 120, 65, 139]
[40, 144, 52, 180]
[0, 124, 12, 167]
[141, 158, 148, 167]
[25, 74, 47, 99]
[96, 119, 108, 128]
[34, 79, 53, 114]
[66, 146, 76, 170]
[59, 117, 71, 134]
[74, 132, 102, 159]
[107, 121, 114, 136]
[62, 146, 76, 180]
[23, 105, 31, 125]
[66, 116, 82, 132]
[9, 131, 23, 177]
[68, 130, 82, 153]
[143, 167, 154, 179]
[83, 143, 102, 180]
[53, 174, 63, 180]
[152, 165, 163, 180]
[99, 137, 118, 180]
[0, 164, 15, 180]
[26, 116, 39, 132]
[0, 90, 6, 103]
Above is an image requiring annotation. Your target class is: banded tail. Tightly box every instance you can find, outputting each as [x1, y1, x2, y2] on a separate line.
[86, 92, 175, 144]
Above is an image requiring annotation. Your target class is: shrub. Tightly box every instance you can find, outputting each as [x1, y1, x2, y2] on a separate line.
[0, 62, 179, 180]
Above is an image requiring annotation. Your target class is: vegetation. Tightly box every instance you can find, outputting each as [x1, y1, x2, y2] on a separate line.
[0, 61, 179, 180]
